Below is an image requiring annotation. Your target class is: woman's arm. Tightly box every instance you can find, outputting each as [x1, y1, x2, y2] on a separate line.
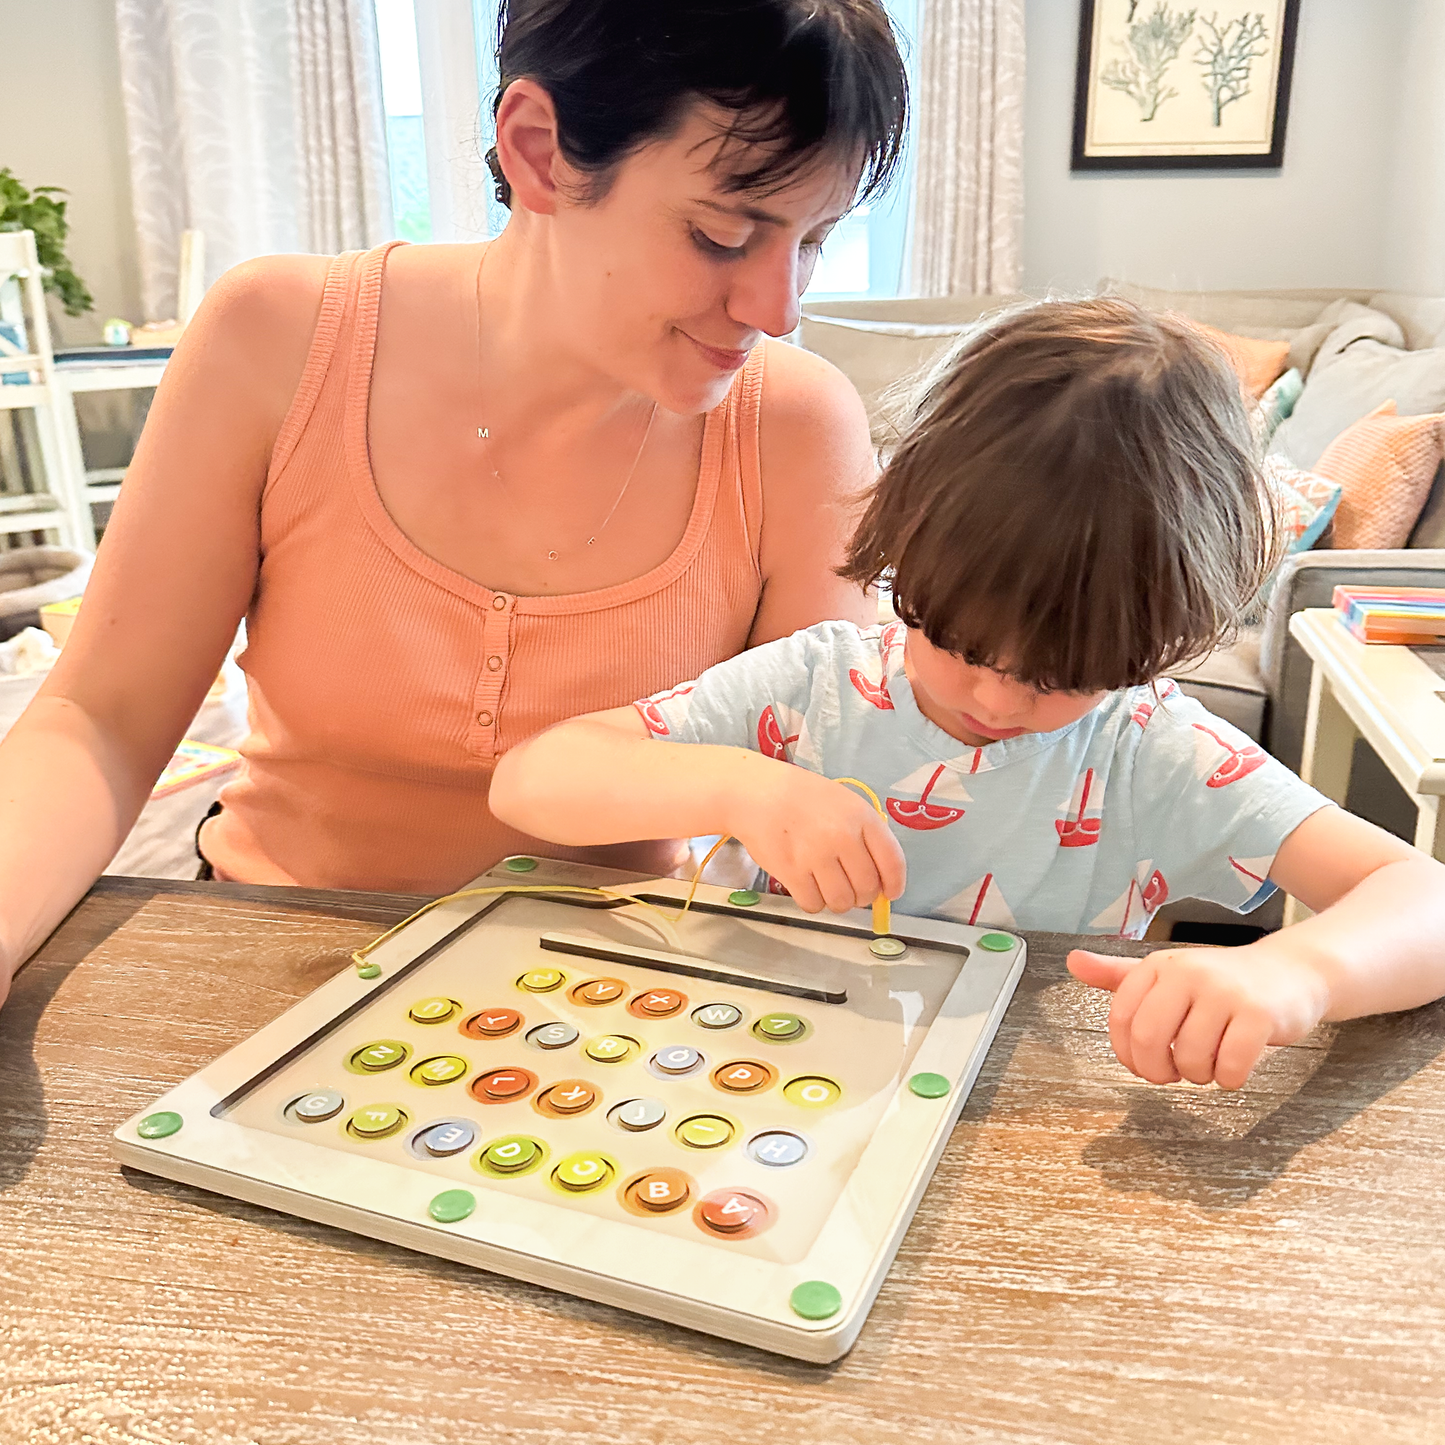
[0, 255, 327, 1005]
[750, 342, 877, 645]
[1067, 807, 1445, 1087]
[490, 705, 904, 914]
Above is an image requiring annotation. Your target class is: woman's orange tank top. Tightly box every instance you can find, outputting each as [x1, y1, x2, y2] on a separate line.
[200, 243, 766, 891]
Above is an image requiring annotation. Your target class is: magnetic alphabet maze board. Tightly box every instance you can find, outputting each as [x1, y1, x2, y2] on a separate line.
[114, 856, 1026, 1361]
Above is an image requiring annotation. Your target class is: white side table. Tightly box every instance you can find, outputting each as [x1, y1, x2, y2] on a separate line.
[1288, 608, 1445, 920]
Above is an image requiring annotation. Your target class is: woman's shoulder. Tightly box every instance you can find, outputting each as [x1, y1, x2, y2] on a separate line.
[757, 337, 871, 462]
[171, 253, 336, 432]
[199, 253, 333, 367]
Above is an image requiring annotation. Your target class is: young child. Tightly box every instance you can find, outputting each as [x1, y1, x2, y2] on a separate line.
[491, 298, 1445, 1091]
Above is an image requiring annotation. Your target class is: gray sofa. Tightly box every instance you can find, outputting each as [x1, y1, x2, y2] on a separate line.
[801, 284, 1445, 847]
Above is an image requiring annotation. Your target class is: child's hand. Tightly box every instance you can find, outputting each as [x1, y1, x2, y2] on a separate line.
[726, 759, 906, 915]
[1066, 943, 1333, 1089]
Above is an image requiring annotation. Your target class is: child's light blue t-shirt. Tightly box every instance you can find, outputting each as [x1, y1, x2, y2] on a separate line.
[634, 620, 1331, 938]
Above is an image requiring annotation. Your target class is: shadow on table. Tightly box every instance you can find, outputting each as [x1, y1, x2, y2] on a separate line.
[1080, 1002, 1445, 1209]
[0, 886, 158, 1193]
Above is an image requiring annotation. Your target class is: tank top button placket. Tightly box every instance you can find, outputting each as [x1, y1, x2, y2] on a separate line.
[471, 593, 513, 758]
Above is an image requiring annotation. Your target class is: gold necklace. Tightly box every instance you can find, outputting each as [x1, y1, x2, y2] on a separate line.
[474, 245, 658, 562]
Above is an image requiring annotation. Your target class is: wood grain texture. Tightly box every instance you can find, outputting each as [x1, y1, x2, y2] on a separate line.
[3, 879, 1445, 1445]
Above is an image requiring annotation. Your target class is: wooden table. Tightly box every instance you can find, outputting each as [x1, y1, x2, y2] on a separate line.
[5, 878, 1445, 1444]
[1291, 607, 1445, 864]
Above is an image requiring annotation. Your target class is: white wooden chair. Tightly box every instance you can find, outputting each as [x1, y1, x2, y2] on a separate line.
[0, 229, 92, 549]
[47, 229, 205, 524]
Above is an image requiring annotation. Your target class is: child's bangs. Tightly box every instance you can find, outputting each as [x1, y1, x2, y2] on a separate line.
[842, 296, 1278, 697]
[887, 459, 1235, 694]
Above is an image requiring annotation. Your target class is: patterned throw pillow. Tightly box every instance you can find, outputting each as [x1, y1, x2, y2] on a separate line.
[1264, 456, 1342, 552]
[1252, 368, 1303, 448]
[1247, 458, 1343, 620]
[1313, 400, 1445, 549]
[1196, 322, 1291, 399]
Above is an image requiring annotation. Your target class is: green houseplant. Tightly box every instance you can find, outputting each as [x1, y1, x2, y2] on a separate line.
[0, 168, 93, 316]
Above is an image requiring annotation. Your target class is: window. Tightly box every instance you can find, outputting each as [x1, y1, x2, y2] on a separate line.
[375, 0, 919, 289]
[805, 0, 920, 301]
[375, 0, 431, 242]
[376, 0, 502, 244]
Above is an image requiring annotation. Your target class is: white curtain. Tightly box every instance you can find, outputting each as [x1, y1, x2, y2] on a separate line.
[908, 0, 1026, 297]
[116, 0, 394, 322]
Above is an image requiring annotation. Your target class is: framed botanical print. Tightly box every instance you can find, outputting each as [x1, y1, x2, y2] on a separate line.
[1072, 0, 1301, 170]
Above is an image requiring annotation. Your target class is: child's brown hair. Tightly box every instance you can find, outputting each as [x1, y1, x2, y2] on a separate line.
[839, 296, 1279, 693]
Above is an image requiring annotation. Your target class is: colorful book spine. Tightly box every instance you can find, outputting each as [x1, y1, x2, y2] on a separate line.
[1333, 585, 1445, 645]
[151, 740, 242, 799]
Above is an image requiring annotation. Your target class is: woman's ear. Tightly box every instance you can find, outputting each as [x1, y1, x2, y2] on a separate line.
[492, 79, 565, 216]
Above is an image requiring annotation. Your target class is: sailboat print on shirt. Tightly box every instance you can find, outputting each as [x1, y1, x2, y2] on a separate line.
[885, 761, 970, 830]
[947, 746, 994, 776]
[1131, 679, 1180, 729]
[637, 684, 695, 737]
[849, 622, 908, 708]
[1055, 768, 1102, 847]
[849, 668, 894, 709]
[1229, 854, 1274, 897]
[1192, 723, 1267, 789]
[1090, 860, 1169, 936]
[938, 872, 1016, 927]
[755, 701, 821, 769]
[757, 702, 799, 760]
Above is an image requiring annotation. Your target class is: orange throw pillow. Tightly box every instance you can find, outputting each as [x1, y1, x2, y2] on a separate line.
[1195, 322, 1290, 399]
[1313, 400, 1445, 549]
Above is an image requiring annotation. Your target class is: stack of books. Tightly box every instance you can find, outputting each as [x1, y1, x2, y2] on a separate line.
[1333, 585, 1445, 645]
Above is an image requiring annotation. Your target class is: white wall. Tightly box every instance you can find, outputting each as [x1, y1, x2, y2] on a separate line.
[1023, 0, 1417, 294]
[3, 0, 1440, 328]
[1382, 0, 1445, 295]
[3, 0, 142, 344]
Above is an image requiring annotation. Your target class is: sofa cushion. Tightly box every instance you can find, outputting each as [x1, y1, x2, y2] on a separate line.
[1097, 281, 1371, 375]
[802, 296, 1031, 326]
[1408, 463, 1445, 548]
[1267, 457, 1342, 550]
[1253, 368, 1303, 448]
[1368, 292, 1445, 351]
[797, 314, 968, 442]
[1313, 401, 1445, 549]
[1270, 314, 1445, 470]
[1166, 629, 1267, 742]
[1245, 460, 1342, 623]
[1198, 323, 1289, 398]
[799, 296, 1034, 444]
[1098, 279, 1363, 330]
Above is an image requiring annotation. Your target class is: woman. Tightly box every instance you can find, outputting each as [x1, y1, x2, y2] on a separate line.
[0, 0, 907, 1006]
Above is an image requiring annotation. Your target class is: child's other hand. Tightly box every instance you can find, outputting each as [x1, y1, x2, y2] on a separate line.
[728, 762, 906, 915]
[1066, 943, 1333, 1089]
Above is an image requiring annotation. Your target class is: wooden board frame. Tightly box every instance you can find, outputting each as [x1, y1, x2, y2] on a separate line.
[113, 856, 1026, 1362]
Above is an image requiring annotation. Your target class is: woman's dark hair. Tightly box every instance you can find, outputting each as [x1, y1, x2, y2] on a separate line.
[486, 0, 907, 209]
[839, 298, 1280, 694]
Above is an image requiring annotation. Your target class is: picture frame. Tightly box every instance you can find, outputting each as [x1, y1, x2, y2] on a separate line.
[1071, 0, 1301, 171]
